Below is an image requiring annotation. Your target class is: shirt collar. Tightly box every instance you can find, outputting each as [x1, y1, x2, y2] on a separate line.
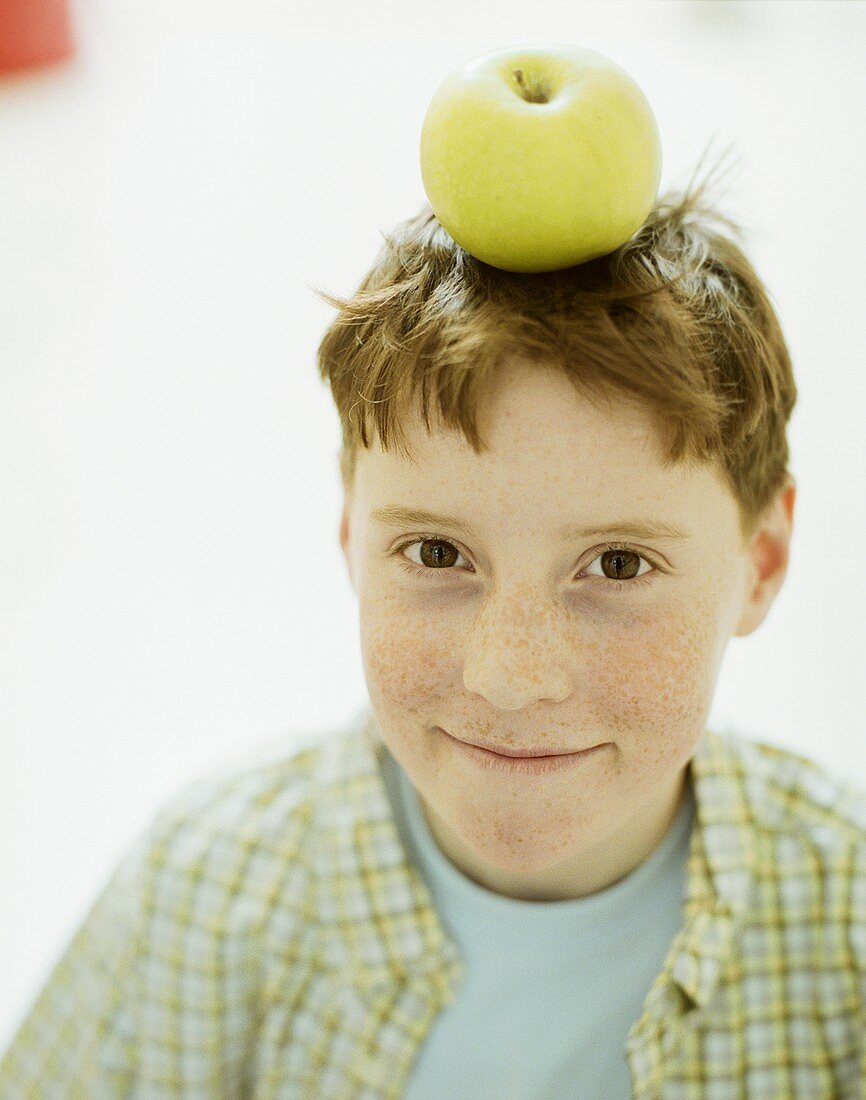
[315, 710, 760, 1014]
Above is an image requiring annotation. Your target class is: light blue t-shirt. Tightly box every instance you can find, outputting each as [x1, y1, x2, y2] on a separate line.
[378, 747, 696, 1100]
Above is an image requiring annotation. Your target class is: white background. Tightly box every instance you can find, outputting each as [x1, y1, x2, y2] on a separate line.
[2, 0, 865, 1051]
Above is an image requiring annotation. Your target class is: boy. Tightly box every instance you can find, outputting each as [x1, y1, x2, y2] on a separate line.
[2, 174, 865, 1099]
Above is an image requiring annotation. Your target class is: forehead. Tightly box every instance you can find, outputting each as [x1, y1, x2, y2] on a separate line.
[499, 367, 651, 454]
[356, 357, 732, 524]
[376, 358, 657, 463]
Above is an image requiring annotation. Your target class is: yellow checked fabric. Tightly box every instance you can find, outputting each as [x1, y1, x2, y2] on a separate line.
[1, 709, 865, 1099]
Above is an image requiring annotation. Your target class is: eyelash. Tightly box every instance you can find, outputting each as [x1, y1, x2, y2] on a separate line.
[392, 534, 659, 593]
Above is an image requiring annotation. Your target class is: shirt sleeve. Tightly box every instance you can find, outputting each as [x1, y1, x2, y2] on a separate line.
[1, 763, 308, 1099]
[0, 827, 154, 1099]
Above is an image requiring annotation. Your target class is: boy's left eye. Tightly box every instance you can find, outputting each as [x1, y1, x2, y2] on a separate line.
[392, 535, 658, 590]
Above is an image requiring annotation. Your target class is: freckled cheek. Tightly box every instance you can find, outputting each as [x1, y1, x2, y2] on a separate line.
[358, 597, 452, 710]
[587, 607, 722, 763]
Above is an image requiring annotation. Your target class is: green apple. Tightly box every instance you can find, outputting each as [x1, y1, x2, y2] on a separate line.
[419, 44, 662, 273]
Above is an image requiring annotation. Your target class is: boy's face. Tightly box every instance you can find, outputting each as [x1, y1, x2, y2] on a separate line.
[339, 355, 794, 901]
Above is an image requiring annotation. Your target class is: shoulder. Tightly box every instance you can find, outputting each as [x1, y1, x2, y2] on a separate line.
[135, 709, 382, 930]
[694, 727, 866, 967]
[710, 727, 866, 846]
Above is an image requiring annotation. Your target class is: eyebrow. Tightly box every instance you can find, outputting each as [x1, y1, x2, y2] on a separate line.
[370, 506, 692, 542]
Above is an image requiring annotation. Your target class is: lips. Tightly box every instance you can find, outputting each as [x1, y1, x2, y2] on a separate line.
[441, 729, 601, 758]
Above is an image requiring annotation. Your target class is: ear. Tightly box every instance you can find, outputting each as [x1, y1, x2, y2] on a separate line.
[733, 473, 796, 638]
[338, 448, 359, 592]
[339, 498, 355, 592]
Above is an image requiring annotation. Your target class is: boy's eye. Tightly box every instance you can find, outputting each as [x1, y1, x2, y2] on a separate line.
[398, 537, 468, 572]
[393, 535, 658, 590]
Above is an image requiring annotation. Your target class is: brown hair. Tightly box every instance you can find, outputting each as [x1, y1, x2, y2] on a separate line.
[312, 153, 796, 547]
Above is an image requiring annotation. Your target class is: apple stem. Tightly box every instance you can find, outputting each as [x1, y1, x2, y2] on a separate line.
[513, 68, 549, 104]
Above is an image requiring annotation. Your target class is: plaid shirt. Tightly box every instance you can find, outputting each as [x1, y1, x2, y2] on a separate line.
[2, 708, 865, 1099]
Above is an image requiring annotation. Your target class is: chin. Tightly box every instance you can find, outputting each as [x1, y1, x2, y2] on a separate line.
[447, 803, 589, 874]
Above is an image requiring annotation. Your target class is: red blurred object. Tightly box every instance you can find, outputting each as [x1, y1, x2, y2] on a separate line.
[0, 0, 75, 74]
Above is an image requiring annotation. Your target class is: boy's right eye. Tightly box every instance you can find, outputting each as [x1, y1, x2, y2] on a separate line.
[394, 536, 470, 575]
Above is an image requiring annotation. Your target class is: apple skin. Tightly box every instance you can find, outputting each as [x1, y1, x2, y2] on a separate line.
[419, 44, 662, 273]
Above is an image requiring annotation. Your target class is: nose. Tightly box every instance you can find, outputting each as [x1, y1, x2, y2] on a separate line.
[461, 594, 572, 708]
